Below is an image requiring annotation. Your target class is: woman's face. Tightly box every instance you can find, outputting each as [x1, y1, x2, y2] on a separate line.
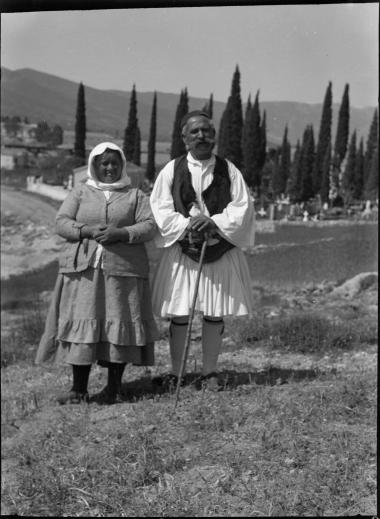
[94, 150, 123, 183]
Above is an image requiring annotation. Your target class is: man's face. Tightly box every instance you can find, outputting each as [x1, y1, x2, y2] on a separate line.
[182, 116, 216, 160]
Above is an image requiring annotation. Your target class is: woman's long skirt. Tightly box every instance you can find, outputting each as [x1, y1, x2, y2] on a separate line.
[35, 267, 159, 366]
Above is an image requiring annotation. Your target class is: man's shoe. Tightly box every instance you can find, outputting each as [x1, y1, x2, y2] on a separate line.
[56, 390, 89, 405]
[152, 373, 180, 390]
[92, 385, 123, 404]
[201, 372, 221, 391]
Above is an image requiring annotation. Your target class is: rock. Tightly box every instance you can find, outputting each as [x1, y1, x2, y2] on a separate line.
[331, 272, 378, 299]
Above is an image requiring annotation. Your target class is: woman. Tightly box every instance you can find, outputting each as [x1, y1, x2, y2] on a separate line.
[36, 142, 158, 404]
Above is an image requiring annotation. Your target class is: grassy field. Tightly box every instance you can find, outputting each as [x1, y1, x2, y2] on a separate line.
[248, 222, 378, 288]
[1, 276, 377, 516]
[1, 186, 377, 515]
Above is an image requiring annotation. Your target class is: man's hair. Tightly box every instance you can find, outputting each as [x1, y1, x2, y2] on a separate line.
[180, 110, 211, 131]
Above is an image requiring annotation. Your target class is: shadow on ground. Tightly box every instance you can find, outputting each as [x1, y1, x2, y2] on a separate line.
[92, 366, 335, 405]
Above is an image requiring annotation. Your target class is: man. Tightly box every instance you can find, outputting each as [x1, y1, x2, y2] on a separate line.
[150, 110, 255, 388]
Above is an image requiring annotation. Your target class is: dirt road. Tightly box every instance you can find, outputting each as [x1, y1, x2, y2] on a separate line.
[1, 186, 59, 226]
[1, 187, 62, 280]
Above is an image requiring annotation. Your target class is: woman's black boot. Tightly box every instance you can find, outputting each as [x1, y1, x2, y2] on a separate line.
[95, 362, 126, 404]
[57, 364, 91, 404]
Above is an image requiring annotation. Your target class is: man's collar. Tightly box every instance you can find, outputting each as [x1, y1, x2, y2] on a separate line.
[187, 151, 216, 166]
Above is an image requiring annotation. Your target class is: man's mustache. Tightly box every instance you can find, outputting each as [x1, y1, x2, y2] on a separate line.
[195, 138, 215, 145]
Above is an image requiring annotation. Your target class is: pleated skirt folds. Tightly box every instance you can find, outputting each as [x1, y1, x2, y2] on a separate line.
[152, 243, 253, 318]
[35, 267, 158, 366]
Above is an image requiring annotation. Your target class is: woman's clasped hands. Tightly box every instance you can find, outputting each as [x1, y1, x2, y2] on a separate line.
[81, 224, 128, 244]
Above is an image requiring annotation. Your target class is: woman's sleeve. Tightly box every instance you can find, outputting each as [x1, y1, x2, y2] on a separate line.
[125, 190, 157, 243]
[149, 161, 190, 247]
[211, 161, 255, 248]
[55, 187, 87, 242]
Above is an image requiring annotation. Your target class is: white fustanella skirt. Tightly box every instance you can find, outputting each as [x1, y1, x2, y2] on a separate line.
[152, 243, 253, 318]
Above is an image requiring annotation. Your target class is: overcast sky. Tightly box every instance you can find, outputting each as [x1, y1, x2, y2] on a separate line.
[1, 4, 378, 108]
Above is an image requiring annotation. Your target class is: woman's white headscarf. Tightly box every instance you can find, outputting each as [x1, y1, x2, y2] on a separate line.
[86, 142, 131, 191]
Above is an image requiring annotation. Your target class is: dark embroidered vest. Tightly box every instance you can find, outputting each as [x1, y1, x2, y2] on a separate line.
[171, 154, 235, 263]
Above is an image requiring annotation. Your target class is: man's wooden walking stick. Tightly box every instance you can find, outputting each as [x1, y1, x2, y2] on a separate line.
[173, 238, 208, 411]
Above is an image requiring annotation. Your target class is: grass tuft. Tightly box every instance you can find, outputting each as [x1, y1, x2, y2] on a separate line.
[230, 311, 378, 354]
[1, 296, 47, 367]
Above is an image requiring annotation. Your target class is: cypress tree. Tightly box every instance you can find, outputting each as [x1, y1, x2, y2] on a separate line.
[342, 131, 357, 204]
[123, 84, 141, 164]
[320, 142, 332, 204]
[287, 140, 302, 202]
[332, 83, 350, 195]
[74, 82, 86, 162]
[36, 121, 50, 142]
[208, 93, 213, 120]
[256, 147, 270, 198]
[242, 90, 262, 191]
[259, 110, 267, 172]
[364, 144, 378, 201]
[300, 125, 315, 202]
[353, 137, 364, 200]
[217, 65, 243, 168]
[275, 125, 291, 197]
[271, 146, 283, 198]
[170, 88, 188, 159]
[133, 127, 141, 166]
[241, 94, 252, 184]
[312, 81, 333, 195]
[333, 83, 350, 167]
[146, 91, 157, 183]
[217, 108, 228, 158]
[242, 94, 252, 142]
[51, 125, 64, 146]
[264, 147, 279, 201]
[363, 108, 378, 186]
[202, 93, 213, 119]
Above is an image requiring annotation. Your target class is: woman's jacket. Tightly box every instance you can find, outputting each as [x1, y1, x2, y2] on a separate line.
[56, 184, 156, 278]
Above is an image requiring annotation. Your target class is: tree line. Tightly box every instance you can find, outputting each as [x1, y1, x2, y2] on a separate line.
[74, 68, 378, 204]
[1, 115, 63, 147]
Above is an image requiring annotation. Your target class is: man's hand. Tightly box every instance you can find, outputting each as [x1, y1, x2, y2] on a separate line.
[188, 215, 217, 233]
[94, 225, 129, 245]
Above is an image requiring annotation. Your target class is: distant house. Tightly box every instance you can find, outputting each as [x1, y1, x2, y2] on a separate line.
[1, 141, 60, 171]
[73, 161, 146, 188]
[2, 140, 53, 155]
[1, 152, 16, 170]
[0, 122, 37, 143]
[0, 147, 30, 170]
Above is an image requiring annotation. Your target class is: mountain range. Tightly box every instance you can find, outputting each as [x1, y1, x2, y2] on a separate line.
[1, 67, 376, 147]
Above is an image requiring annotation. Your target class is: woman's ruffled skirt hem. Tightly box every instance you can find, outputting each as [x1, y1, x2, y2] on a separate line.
[35, 268, 159, 366]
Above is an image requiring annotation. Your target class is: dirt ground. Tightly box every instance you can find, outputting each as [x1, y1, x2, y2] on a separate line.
[1, 187, 62, 279]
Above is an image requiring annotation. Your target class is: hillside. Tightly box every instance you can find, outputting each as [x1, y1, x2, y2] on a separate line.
[1, 67, 376, 145]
